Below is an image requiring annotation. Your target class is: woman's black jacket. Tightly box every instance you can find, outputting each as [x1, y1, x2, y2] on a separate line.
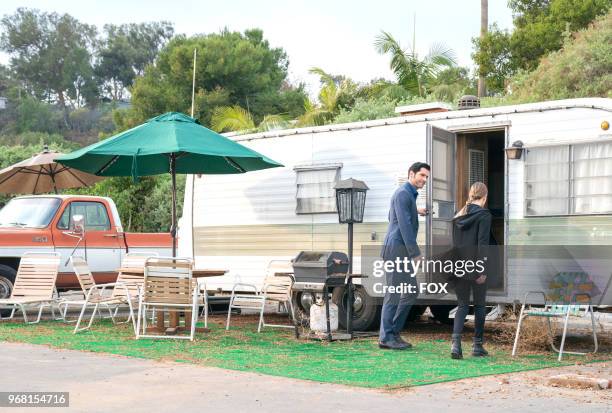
[451, 203, 493, 281]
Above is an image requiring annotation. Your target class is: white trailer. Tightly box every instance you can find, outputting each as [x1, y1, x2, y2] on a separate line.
[178, 98, 612, 329]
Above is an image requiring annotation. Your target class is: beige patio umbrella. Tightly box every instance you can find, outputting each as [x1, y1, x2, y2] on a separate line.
[0, 145, 104, 194]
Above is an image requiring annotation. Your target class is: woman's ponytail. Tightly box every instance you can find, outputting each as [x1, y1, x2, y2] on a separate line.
[454, 182, 488, 218]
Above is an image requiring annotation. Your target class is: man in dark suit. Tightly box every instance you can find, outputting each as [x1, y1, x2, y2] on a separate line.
[379, 162, 430, 350]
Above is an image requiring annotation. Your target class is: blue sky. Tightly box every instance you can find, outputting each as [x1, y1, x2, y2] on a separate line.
[0, 1, 514, 95]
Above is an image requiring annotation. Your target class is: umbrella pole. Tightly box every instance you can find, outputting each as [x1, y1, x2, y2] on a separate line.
[171, 154, 177, 257]
[51, 173, 58, 194]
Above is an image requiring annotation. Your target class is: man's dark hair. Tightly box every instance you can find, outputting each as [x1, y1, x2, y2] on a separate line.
[408, 162, 430, 175]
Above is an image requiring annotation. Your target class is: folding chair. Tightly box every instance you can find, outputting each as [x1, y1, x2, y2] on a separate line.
[512, 271, 601, 361]
[74, 252, 158, 334]
[136, 257, 199, 341]
[0, 252, 61, 324]
[58, 257, 116, 323]
[226, 260, 298, 336]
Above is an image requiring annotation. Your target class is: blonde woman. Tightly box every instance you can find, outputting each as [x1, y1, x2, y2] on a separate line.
[450, 182, 492, 359]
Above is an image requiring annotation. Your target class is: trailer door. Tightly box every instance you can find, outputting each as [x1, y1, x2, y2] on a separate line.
[426, 125, 456, 283]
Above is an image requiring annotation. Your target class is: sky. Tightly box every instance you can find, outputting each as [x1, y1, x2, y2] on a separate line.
[0, 0, 514, 96]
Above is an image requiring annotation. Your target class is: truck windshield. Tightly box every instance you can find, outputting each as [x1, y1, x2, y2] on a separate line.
[0, 198, 62, 228]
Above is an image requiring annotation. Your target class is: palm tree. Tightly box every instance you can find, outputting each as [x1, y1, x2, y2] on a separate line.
[296, 67, 358, 127]
[210, 105, 289, 134]
[375, 31, 456, 97]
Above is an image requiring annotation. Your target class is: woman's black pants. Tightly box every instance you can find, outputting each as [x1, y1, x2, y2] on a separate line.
[452, 278, 487, 336]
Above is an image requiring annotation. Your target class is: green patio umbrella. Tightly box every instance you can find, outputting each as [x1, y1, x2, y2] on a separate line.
[57, 112, 283, 256]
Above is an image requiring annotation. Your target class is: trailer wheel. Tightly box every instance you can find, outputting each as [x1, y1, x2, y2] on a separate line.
[429, 304, 455, 325]
[406, 305, 426, 323]
[0, 264, 16, 317]
[332, 286, 381, 331]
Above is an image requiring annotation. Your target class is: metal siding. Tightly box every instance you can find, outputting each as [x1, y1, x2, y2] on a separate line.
[186, 102, 612, 301]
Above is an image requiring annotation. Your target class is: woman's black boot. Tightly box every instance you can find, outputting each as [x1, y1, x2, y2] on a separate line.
[472, 335, 489, 357]
[451, 334, 463, 359]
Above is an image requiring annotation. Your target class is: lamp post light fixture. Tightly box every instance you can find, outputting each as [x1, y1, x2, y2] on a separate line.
[334, 178, 369, 274]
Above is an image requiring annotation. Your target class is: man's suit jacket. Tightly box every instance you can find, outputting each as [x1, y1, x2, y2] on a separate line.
[381, 182, 420, 260]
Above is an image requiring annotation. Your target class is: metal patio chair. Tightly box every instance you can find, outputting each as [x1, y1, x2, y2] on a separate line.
[226, 260, 298, 335]
[512, 271, 603, 361]
[58, 256, 118, 323]
[0, 252, 61, 324]
[73, 252, 158, 334]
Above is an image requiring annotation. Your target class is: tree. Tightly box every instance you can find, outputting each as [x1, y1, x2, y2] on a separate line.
[356, 78, 412, 102]
[128, 28, 305, 127]
[210, 105, 289, 133]
[295, 67, 358, 127]
[0, 8, 98, 109]
[428, 66, 477, 102]
[95, 22, 174, 101]
[478, 0, 488, 96]
[375, 31, 456, 97]
[473, 0, 611, 93]
[509, 10, 612, 101]
[333, 96, 398, 124]
[0, 64, 15, 96]
[472, 25, 513, 93]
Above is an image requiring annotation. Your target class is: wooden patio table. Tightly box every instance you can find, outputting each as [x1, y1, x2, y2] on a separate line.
[115, 268, 227, 335]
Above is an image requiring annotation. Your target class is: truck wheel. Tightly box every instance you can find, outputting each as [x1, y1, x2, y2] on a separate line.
[0, 264, 16, 317]
[429, 304, 455, 325]
[332, 286, 381, 331]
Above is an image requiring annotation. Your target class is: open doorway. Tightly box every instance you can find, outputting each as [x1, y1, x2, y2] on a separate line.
[455, 129, 505, 290]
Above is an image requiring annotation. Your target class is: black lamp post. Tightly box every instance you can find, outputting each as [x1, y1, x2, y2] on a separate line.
[334, 178, 369, 274]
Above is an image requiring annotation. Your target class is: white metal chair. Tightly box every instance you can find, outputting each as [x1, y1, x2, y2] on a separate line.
[226, 260, 297, 335]
[74, 252, 158, 334]
[136, 257, 199, 341]
[0, 252, 61, 324]
[58, 256, 117, 323]
[512, 271, 601, 361]
[196, 278, 210, 329]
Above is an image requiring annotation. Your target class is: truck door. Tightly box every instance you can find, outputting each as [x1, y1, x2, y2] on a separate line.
[52, 201, 121, 277]
[426, 125, 456, 285]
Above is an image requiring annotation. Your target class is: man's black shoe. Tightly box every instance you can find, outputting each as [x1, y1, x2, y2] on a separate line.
[378, 339, 408, 350]
[394, 334, 413, 349]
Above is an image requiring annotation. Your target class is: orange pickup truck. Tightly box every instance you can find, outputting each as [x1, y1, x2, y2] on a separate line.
[0, 195, 172, 299]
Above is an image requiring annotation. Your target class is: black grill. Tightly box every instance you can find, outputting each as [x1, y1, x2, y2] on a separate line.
[292, 251, 349, 283]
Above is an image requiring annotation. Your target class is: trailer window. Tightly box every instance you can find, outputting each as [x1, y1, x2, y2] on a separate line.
[525, 146, 570, 216]
[572, 141, 612, 214]
[525, 141, 612, 216]
[294, 164, 341, 214]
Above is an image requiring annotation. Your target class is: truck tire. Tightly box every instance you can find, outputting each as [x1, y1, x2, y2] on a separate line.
[332, 286, 381, 331]
[0, 264, 16, 317]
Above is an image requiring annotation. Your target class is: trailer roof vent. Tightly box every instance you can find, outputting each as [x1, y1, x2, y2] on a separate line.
[458, 95, 480, 110]
[394, 102, 452, 116]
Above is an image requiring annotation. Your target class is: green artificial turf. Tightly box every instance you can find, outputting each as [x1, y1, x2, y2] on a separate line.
[0, 320, 606, 389]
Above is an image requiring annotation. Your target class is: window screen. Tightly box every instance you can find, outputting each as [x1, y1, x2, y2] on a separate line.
[524, 141, 612, 216]
[525, 146, 570, 216]
[572, 141, 612, 214]
[295, 165, 341, 214]
[469, 149, 485, 187]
